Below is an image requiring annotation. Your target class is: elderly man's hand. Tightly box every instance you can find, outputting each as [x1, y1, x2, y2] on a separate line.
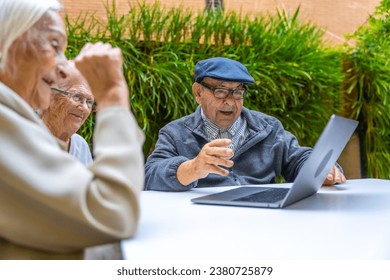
[177, 139, 234, 186]
[323, 165, 346, 186]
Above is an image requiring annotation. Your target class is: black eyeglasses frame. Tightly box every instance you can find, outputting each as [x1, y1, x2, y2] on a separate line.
[199, 82, 248, 100]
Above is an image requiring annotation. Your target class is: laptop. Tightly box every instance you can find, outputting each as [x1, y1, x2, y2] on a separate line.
[191, 115, 359, 208]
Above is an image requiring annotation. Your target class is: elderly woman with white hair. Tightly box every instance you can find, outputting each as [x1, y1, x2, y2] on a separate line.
[0, 0, 145, 259]
[42, 60, 95, 166]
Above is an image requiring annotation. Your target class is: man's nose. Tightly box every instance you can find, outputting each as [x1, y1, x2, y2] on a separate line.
[223, 93, 236, 104]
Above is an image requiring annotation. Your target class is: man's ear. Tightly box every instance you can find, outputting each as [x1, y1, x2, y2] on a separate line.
[192, 82, 201, 97]
[192, 82, 203, 105]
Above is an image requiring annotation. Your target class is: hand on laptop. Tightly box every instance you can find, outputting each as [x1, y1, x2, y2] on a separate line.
[177, 139, 234, 186]
[323, 165, 346, 186]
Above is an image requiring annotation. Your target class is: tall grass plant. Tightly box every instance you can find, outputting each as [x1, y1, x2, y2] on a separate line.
[65, 1, 344, 158]
[64, 0, 390, 179]
[343, 0, 390, 178]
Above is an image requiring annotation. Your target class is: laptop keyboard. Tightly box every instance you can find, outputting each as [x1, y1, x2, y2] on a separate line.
[233, 188, 289, 203]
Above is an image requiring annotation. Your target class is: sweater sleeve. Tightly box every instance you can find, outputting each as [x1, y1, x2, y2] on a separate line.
[145, 128, 197, 192]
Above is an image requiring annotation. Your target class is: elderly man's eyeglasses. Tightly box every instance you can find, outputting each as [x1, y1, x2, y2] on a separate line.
[51, 88, 96, 111]
[200, 82, 247, 100]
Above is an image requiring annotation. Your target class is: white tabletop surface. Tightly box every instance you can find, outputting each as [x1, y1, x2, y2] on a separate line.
[122, 179, 390, 260]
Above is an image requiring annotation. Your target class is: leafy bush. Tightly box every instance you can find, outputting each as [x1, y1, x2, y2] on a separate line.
[65, 1, 344, 159]
[66, 1, 390, 179]
[343, 0, 390, 178]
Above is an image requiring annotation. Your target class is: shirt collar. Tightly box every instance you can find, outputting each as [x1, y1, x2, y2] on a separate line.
[201, 108, 243, 137]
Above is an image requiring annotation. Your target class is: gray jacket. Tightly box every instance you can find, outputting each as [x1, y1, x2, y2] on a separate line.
[145, 106, 312, 191]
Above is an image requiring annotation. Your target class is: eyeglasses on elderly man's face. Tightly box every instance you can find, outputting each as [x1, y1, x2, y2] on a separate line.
[51, 88, 96, 112]
[199, 82, 248, 100]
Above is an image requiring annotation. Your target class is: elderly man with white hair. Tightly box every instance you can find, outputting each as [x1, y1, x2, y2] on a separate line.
[0, 0, 144, 259]
[145, 57, 346, 192]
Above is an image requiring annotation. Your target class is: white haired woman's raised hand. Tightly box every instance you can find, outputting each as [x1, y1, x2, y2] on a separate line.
[74, 42, 130, 111]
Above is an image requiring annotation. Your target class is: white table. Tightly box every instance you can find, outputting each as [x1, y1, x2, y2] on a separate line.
[122, 179, 390, 260]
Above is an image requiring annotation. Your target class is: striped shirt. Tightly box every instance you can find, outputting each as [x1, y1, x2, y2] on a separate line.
[201, 109, 250, 151]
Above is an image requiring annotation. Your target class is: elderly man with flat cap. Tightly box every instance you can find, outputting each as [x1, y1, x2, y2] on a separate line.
[145, 57, 345, 191]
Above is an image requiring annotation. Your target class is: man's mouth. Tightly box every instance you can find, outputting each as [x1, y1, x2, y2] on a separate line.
[220, 111, 233, 115]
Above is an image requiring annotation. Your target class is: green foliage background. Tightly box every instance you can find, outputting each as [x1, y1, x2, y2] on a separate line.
[65, 0, 390, 178]
[342, 0, 390, 178]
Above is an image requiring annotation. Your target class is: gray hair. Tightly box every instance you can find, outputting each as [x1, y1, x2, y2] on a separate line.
[0, 0, 62, 70]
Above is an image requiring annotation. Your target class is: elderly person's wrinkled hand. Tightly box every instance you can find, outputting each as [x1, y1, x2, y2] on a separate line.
[74, 42, 129, 111]
[177, 139, 234, 186]
[323, 165, 346, 186]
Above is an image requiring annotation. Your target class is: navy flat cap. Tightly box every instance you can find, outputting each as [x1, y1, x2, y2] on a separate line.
[194, 57, 254, 84]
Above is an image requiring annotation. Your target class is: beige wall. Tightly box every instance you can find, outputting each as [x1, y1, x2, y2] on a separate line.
[59, 0, 380, 45]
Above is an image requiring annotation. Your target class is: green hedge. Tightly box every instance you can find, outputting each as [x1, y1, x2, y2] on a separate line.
[342, 0, 390, 178]
[65, 0, 390, 178]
